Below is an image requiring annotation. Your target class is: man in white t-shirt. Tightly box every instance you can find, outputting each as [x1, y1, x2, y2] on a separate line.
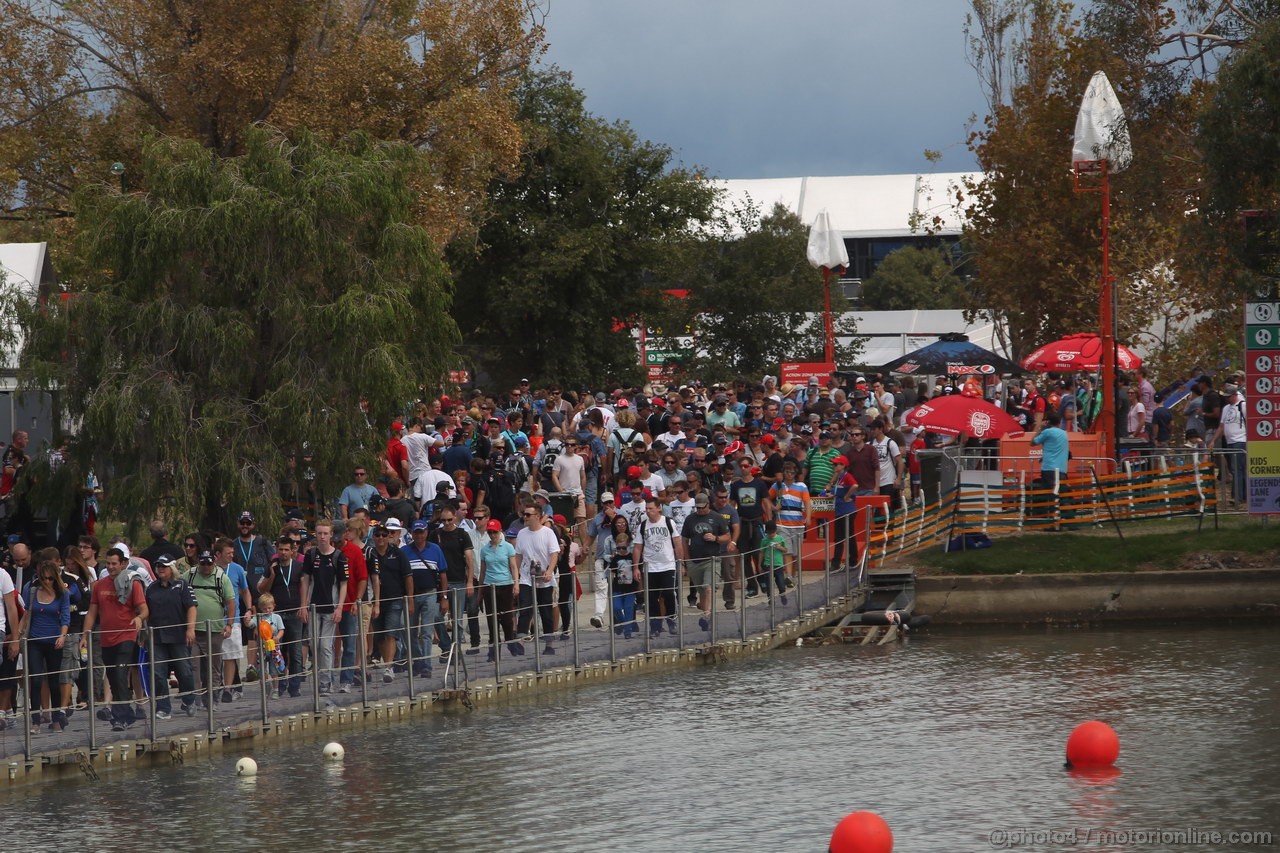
[1213, 384, 1248, 505]
[552, 437, 587, 524]
[664, 481, 696, 530]
[655, 414, 686, 449]
[0, 564, 16, 718]
[869, 417, 904, 509]
[633, 498, 681, 638]
[401, 418, 441, 504]
[514, 508, 561, 653]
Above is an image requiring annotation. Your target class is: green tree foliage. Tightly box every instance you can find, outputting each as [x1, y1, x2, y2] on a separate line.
[859, 245, 968, 311]
[448, 69, 718, 390]
[17, 127, 457, 531]
[659, 202, 863, 382]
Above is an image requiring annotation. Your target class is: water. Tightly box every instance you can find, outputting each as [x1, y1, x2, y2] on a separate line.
[7, 624, 1279, 852]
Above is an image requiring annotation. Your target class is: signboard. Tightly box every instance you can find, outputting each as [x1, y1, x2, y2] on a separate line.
[780, 361, 835, 387]
[1246, 302, 1280, 513]
[644, 349, 686, 382]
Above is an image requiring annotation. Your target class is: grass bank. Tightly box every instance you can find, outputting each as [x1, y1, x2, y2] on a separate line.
[904, 513, 1280, 576]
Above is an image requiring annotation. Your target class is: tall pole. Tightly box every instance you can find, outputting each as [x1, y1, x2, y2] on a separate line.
[1098, 162, 1116, 464]
[822, 267, 835, 365]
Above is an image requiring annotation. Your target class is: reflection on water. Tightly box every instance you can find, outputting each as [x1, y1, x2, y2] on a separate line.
[6, 624, 1278, 852]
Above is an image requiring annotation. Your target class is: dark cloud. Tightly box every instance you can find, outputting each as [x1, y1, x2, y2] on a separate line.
[542, 0, 986, 178]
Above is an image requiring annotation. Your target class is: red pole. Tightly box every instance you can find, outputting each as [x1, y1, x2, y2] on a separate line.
[822, 267, 834, 364]
[1098, 162, 1116, 463]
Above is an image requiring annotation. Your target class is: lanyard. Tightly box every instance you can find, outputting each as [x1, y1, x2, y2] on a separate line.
[236, 536, 255, 569]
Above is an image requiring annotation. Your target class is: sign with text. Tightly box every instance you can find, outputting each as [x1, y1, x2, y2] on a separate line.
[780, 361, 835, 387]
[1246, 303, 1280, 513]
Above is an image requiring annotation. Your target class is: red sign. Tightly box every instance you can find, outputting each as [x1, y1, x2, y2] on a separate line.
[780, 361, 835, 387]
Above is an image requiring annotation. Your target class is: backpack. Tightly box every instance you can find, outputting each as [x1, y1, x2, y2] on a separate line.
[505, 453, 530, 490]
[575, 428, 598, 473]
[186, 566, 229, 609]
[611, 428, 639, 474]
[539, 438, 564, 479]
[486, 466, 516, 508]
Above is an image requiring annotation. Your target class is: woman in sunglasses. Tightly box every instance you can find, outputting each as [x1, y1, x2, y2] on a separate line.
[18, 561, 72, 732]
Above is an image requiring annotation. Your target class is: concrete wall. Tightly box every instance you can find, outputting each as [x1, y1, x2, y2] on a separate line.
[916, 569, 1280, 624]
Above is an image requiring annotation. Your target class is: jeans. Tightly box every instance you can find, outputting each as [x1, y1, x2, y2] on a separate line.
[338, 609, 358, 686]
[412, 592, 444, 675]
[1227, 441, 1247, 502]
[192, 628, 223, 701]
[27, 640, 67, 727]
[831, 512, 854, 569]
[447, 581, 480, 649]
[557, 571, 575, 632]
[152, 640, 195, 714]
[101, 641, 137, 723]
[481, 584, 517, 644]
[280, 611, 304, 695]
[315, 610, 340, 689]
[612, 584, 637, 633]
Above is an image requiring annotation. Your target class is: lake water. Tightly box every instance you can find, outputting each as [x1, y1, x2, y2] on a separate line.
[6, 623, 1278, 852]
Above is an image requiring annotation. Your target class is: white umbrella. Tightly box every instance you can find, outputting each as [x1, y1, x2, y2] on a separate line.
[807, 210, 848, 365]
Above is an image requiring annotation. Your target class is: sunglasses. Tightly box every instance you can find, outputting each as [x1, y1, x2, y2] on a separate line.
[522, 511, 536, 518]
[185, 542, 197, 548]
[373, 531, 390, 537]
[354, 472, 367, 477]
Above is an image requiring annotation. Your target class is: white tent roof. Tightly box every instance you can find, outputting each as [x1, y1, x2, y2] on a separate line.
[833, 309, 1007, 368]
[713, 172, 980, 238]
[0, 242, 54, 372]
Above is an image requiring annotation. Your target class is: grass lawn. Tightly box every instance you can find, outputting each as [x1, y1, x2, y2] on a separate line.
[904, 513, 1280, 575]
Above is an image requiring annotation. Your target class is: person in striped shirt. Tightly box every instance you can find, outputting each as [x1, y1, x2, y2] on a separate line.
[768, 461, 811, 584]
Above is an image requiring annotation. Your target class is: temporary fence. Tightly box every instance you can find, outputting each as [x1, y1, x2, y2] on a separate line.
[0, 524, 873, 763]
[863, 452, 1228, 566]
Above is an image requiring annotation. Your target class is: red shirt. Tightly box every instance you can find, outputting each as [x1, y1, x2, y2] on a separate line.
[341, 540, 369, 612]
[90, 575, 146, 647]
[386, 437, 408, 478]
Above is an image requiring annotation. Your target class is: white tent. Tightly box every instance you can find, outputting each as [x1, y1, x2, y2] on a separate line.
[830, 309, 1007, 368]
[0, 242, 54, 377]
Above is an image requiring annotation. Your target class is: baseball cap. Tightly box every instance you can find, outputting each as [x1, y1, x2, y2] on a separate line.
[772, 417, 786, 430]
[285, 508, 305, 521]
[800, 424, 814, 435]
[238, 510, 255, 524]
[693, 493, 710, 507]
[486, 519, 503, 532]
[552, 513, 568, 526]
[411, 519, 430, 531]
[759, 434, 776, 446]
[749, 465, 762, 475]
[197, 550, 215, 564]
[724, 440, 744, 455]
[714, 394, 728, 404]
[832, 456, 848, 466]
[627, 465, 643, 479]
[600, 491, 615, 504]
[391, 421, 404, 432]
[808, 376, 820, 386]
[514, 434, 529, 447]
[384, 518, 404, 531]
[154, 554, 177, 570]
[1224, 383, 1240, 395]
[617, 398, 631, 408]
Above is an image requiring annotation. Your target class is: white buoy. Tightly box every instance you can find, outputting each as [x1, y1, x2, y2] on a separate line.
[322, 742, 345, 761]
[235, 757, 258, 777]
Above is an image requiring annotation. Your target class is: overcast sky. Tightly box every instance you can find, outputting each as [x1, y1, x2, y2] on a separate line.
[540, 0, 988, 179]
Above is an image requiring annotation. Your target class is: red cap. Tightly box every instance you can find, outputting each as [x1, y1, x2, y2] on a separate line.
[391, 421, 404, 432]
[627, 465, 643, 479]
[832, 456, 848, 466]
[553, 513, 568, 526]
[724, 440, 744, 455]
[486, 519, 503, 532]
[772, 417, 786, 430]
[759, 434, 776, 446]
[749, 466, 762, 475]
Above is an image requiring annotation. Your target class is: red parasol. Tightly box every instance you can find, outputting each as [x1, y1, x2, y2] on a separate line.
[1022, 333, 1141, 372]
[905, 395, 1023, 439]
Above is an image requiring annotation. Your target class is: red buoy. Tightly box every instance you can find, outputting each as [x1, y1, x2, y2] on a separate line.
[829, 811, 893, 853]
[1065, 720, 1120, 768]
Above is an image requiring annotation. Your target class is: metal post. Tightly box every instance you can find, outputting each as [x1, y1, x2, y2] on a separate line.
[309, 604, 320, 715]
[533, 586, 542, 674]
[146, 624, 157, 738]
[643, 573, 652, 655]
[86, 631, 97, 751]
[357, 603, 369, 709]
[403, 595, 416, 699]
[706, 565, 714, 645]
[741, 548, 748, 645]
[796, 553, 804, 618]
[679, 567, 687, 650]
[607, 570, 617, 664]
[768, 570, 776, 632]
[21, 636, 31, 759]
[572, 580, 580, 669]
[205, 623, 215, 734]
[824, 522, 832, 605]
[490, 585, 502, 681]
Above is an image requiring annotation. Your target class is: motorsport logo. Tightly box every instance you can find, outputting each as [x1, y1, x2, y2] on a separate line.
[947, 363, 997, 375]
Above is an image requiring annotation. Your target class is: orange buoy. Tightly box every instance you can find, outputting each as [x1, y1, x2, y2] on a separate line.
[1065, 720, 1119, 768]
[829, 811, 893, 853]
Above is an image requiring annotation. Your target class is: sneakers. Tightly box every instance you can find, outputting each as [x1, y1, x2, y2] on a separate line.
[110, 720, 126, 732]
[559, 631, 570, 640]
[589, 615, 604, 629]
[543, 644, 556, 656]
[220, 690, 234, 704]
[184, 703, 196, 717]
[486, 649, 496, 663]
[244, 665, 259, 683]
[465, 647, 481, 656]
[666, 617, 677, 635]
[780, 594, 788, 605]
[507, 642, 524, 658]
[96, 708, 113, 722]
[698, 616, 710, 632]
[155, 710, 172, 721]
[338, 683, 352, 694]
[382, 668, 394, 684]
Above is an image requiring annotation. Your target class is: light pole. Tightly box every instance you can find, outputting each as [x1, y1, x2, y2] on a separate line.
[110, 161, 126, 193]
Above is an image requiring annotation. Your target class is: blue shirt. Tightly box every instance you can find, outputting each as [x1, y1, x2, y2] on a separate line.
[480, 540, 517, 585]
[224, 562, 250, 618]
[338, 483, 378, 513]
[1033, 426, 1070, 474]
[401, 541, 447, 593]
[25, 587, 70, 641]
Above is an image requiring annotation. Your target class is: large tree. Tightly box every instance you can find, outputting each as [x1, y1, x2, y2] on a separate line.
[448, 68, 718, 390]
[0, 0, 544, 244]
[17, 126, 458, 531]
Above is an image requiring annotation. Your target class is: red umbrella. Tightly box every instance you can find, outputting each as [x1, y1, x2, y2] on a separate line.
[905, 395, 1023, 439]
[1022, 333, 1141, 372]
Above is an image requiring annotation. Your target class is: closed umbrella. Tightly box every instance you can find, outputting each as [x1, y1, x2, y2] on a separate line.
[807, 209, 848, 365]
[1021, 333, 1141, 372]
[905, 394, 1023, 439]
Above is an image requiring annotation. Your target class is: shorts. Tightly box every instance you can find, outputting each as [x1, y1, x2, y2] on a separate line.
[780, 526, 804, 557]
[570, 491, 587, 520]
[60, 632, 82, 684]
[359, 600, 374, 637]
[374, 599, 406, 636]
[584, 476, 598, 508]
[685, 557, 718, 589]
[221, 623, 245, 662]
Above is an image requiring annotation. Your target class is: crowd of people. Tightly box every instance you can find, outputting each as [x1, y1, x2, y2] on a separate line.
[0, 363, 1242, 737]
